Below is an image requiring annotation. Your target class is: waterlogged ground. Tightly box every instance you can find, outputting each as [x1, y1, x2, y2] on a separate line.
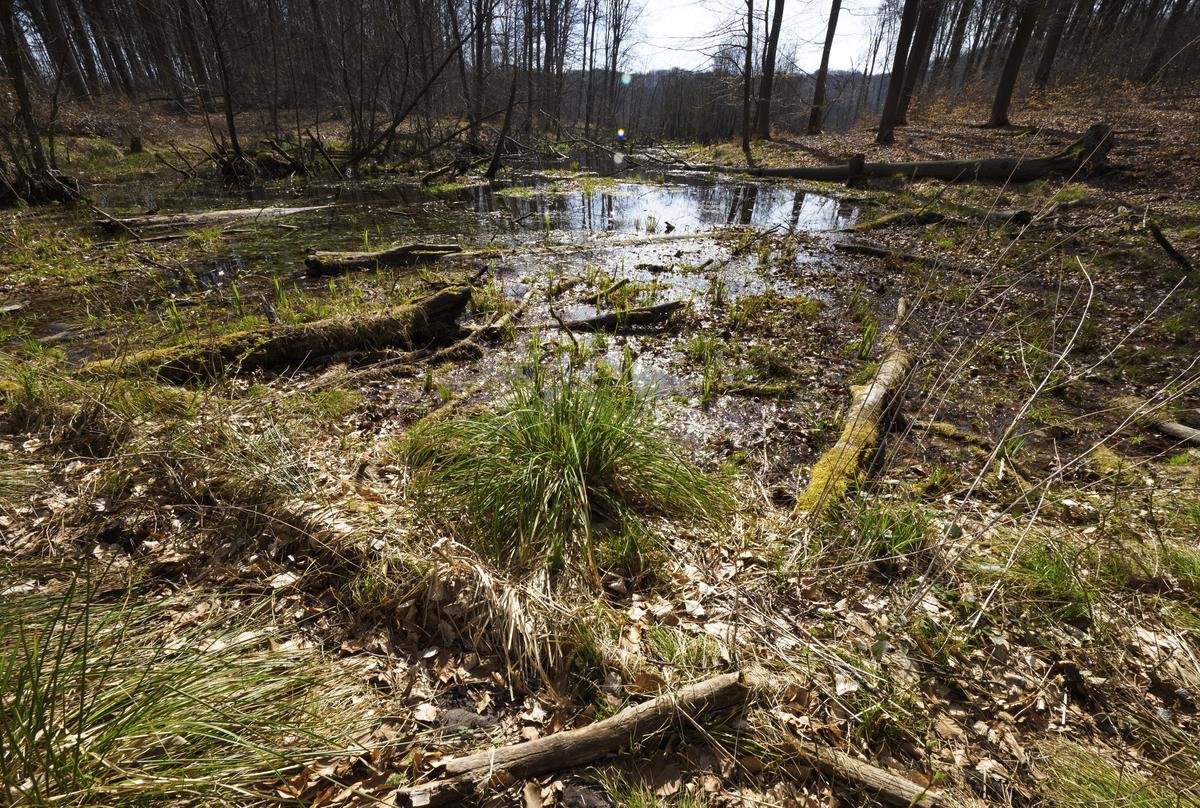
[4, 111, 1200, 805]
[4, 162, 881, 485]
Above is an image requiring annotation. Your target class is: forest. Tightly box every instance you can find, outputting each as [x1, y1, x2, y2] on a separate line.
[1, 0, 1199, 804]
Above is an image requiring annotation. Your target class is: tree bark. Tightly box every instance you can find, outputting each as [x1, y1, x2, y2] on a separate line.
[807, 0, 841, 135]
[395, 672, 749, 807]
[38, 0, 91, 100]
[305, 244, 463, 277]
[756, 0, 786, 138]
[877, 0, 922, 144]
[690, 122, 1113, 183]
[0, 0, 48, 172]
[85, 287, 472, 382]
[95, 204, 333, 234]
[988, 0, 1043, 126]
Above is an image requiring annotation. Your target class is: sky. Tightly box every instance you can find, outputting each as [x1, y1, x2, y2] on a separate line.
[631, 0, 880, 75]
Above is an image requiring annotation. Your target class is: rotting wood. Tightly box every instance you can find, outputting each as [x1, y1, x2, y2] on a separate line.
[844, 209, 946, 232]
[1120, 397, 1200, 446]
[579, 277, 630, 305]
[95, 204, 333, 234]
[305, 242, 463, 276]
[796, 298, 912, 515]
[394, 672, 749, 807]
[686, 122, 1113, 184]
[550, 300, 686, 332]
[1146, 221, 1194, 273]
[786, 741, 955, 808]
[833, 239, 985, 277]
[84, 287, 470, 383]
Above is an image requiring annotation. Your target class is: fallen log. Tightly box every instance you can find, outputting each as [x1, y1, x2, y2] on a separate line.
[1120, 397, 1200, 446]
[833, 239, 984, 277]
[844, 210, 946, 232]
[305, 243, 463, 277]
[689, 122, 1113, 184]
[1146, 221, 1194, 273]
[796, 298, 912, 515]
[789, 742, 955, 808]
[395, 672, 749, 807]
[85, 287, 470, 382]
[95, 204, 333, 234]
[551, 300, 686, 332]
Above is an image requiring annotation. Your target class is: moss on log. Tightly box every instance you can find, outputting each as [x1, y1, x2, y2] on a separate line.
[86, 287, 470, 382]
[796, 298, 912, 515]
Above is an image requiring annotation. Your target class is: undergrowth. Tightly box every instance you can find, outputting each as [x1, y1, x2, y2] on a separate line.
[401, 368, 731, 578]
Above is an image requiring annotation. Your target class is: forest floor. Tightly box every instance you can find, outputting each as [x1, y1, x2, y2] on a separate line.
[2, 85, 1199, 807]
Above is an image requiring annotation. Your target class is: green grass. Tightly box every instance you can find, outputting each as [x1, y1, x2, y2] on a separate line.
[1041, 741, 1198, 807]
[854, 503, 929, 564]
[401, 371, 731, 576]
[0, 573, 369, 805]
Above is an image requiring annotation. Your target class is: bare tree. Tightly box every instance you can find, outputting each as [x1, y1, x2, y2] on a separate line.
[807, 0, 841, 134]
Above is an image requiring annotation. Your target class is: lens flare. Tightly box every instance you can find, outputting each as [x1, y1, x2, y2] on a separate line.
[621, 72, 632, 86]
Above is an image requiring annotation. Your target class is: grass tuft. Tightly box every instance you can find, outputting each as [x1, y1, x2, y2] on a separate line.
[401, 371, 731, 576]
[0, 573, 370, 805]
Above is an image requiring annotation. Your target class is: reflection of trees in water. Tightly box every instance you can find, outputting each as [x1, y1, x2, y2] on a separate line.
[474, 181, 853, 232]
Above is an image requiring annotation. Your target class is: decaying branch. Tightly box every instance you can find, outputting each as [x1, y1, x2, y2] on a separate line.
[395, 672, 750, 807]
[796, 298, 913, 515]
[1120, 396, 1200, 445]
[305, 243, 463, 276]
[85, 287, 470, 382]
[550, 300, 686, 332]
[95, 204, 333, 234]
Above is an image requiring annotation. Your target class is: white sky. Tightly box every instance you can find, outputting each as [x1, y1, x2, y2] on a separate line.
[631, 0, 880, 75]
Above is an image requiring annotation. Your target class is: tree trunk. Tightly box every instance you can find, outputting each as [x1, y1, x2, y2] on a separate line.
[988, 0, 1042, 126]
[38, 0, 90, 100]
[756, 0, 786, 138]
[897, 0, 943, 124]
[86, 287, 472, 383]
[941, 0, 975, 81]
[807, 0, 842, 134]
[741, 0, 754, 154]
[176, 0, 212, 108]
[1033, 0, 1078, 86]
[196, 0, 241, 157]
[1141, 0, 1192, 81]
[0, 0, 47, 171]
[796, 298, 911, 515]
[877, 0, 922, 143]
[396, 673, 750, 807]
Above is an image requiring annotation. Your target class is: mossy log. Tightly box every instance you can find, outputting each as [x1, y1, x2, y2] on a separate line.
[305, 243, 462, 277]
[395, 672, 749, 807]
[692, 122, 1113, 184]
[85, 287, 470, 382]
[796, 298, 912, 515]
[95, 204, 333, 234]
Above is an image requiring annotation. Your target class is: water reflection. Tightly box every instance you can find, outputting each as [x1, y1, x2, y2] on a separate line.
[478, 181, 857, 234]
